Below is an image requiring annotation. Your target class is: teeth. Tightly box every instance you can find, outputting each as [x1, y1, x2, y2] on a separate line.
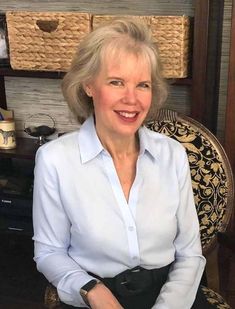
[118, 112, 137, 118]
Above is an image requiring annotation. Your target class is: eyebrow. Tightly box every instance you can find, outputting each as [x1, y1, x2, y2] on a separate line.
[139, 80, 152, 84]
[107, 77, 152, 83]
[106, 76, 123, 80]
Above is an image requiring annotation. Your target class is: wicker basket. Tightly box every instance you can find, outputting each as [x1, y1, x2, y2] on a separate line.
[91, 15, 152, 29]
[6, 11, 91, 71]
[92, 15, 190, 78]
[6, 12, 190, 78]
[151, 16, 190, 78]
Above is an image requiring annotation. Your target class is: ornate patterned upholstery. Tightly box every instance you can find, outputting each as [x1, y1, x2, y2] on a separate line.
[44, 108, 233, 308]
[146, 108, 233, 308]
[201, 286, 231, 309]
[146, 108, 234, 255]
[45, 283, 61, 308]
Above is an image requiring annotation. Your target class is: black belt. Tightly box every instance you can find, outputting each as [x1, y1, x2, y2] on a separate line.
[89, 264, 171, 297]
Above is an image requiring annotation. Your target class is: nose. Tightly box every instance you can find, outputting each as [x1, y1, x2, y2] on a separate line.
[122, 86, 137, 105]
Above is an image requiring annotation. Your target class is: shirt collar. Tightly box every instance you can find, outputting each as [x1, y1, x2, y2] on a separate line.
[138, 125, 159, 161]
[78, 115, 104, 163]
[78, 116, 158, 163]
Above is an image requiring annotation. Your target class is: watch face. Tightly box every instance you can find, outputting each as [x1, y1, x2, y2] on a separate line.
[80, 279, 99, 304]
[80, 288, 88, 296]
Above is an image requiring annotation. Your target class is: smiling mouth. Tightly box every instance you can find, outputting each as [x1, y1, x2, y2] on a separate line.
[116, 111, 138, 118]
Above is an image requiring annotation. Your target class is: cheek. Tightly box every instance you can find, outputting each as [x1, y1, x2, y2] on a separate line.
[92, 97, 109, 118]
[141, 93, 152, 111]
[93, 89, 115, 110]
[91, 88, 104, 108]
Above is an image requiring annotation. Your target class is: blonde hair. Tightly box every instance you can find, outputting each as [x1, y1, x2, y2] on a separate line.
[62, 18, 168, 124]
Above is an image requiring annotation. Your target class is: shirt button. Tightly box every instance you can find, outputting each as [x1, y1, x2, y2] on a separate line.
[128, 226, 134, 231]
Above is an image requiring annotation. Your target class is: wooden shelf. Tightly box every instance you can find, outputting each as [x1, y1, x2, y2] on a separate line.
[0, 66, 192, 84]
[0, 137, 39, 160]
[169, 78, 192, 86]
[0, 67, 65, 79]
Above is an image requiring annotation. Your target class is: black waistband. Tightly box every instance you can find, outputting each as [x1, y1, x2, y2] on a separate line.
[89, 264, 171, 297]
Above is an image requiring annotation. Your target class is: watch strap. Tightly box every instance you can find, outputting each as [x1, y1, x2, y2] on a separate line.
[80, 279, 100, 306]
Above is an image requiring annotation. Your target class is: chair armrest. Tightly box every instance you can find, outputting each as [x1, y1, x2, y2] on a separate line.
[44, 283, 62, 308]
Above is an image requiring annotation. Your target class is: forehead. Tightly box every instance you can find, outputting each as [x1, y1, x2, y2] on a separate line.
[101, 46, 151, 77]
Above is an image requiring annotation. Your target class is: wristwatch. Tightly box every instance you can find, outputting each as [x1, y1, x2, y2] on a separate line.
[80, 279, 100, 306]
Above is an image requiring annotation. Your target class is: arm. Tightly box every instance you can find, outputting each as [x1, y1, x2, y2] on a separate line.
[153, 149, 206, 309]
[33, 146, 97, 306]
[33, 146, 124, 308]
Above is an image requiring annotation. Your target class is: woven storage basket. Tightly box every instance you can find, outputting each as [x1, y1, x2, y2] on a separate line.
[92, 15, 190, 78]
[150, 16, 190, 78]
[6, 11, 91, 71]
[92, 15, 152, 28]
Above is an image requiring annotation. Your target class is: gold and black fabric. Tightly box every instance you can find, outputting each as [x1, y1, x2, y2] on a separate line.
[146, 108, 234, 309]
[200, 286, 231, 309]
[44, 283, 61, 309]
[146, 108, 234, 255]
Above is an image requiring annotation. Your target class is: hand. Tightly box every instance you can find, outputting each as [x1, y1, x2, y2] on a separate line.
[87, 282, 124, 309]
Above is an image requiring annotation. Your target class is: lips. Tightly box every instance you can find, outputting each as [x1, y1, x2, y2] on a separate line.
[116, 111, 139, 119]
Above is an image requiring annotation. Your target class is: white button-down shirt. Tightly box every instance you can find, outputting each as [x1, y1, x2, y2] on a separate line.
[33, 115, 206, 308]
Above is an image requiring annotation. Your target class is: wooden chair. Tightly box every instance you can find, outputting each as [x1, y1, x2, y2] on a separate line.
[44, 108, 234, 308]
[147, 108, 234, 308]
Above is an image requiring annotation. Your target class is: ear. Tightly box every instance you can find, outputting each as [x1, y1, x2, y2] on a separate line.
[83, 83, 93, 97]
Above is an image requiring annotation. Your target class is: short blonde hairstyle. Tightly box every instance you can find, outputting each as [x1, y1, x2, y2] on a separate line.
[62, 18, 168, 124]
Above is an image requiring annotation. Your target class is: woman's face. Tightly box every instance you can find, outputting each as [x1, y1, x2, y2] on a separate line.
[85, 50, 152, 141]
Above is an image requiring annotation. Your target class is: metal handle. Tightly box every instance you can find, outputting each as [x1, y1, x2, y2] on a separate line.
[24, 113, 56, 131]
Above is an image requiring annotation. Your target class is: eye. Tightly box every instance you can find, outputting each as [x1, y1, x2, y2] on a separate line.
[109, 80, 124, 87]
[138, 82, 152, 89]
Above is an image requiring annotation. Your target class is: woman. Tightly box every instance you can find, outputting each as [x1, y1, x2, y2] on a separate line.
[33, 18, 208, 308]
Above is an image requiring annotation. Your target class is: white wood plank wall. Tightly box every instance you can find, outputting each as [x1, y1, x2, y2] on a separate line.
[0, 0, 231, 142]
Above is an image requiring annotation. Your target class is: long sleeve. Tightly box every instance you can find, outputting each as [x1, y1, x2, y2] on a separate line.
[152, 150, 206, 309]
[33, 118, 206, 308]
[33, 146, 95, 307]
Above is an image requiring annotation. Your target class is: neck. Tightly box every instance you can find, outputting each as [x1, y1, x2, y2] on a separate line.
[97, 132, 139, 160]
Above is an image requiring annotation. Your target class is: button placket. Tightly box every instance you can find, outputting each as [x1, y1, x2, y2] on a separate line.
[102, 152, 140, 265]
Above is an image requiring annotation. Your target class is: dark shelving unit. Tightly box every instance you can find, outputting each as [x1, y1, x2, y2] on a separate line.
[0, 67, 66, 79]
[0, 137, 39, 160]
